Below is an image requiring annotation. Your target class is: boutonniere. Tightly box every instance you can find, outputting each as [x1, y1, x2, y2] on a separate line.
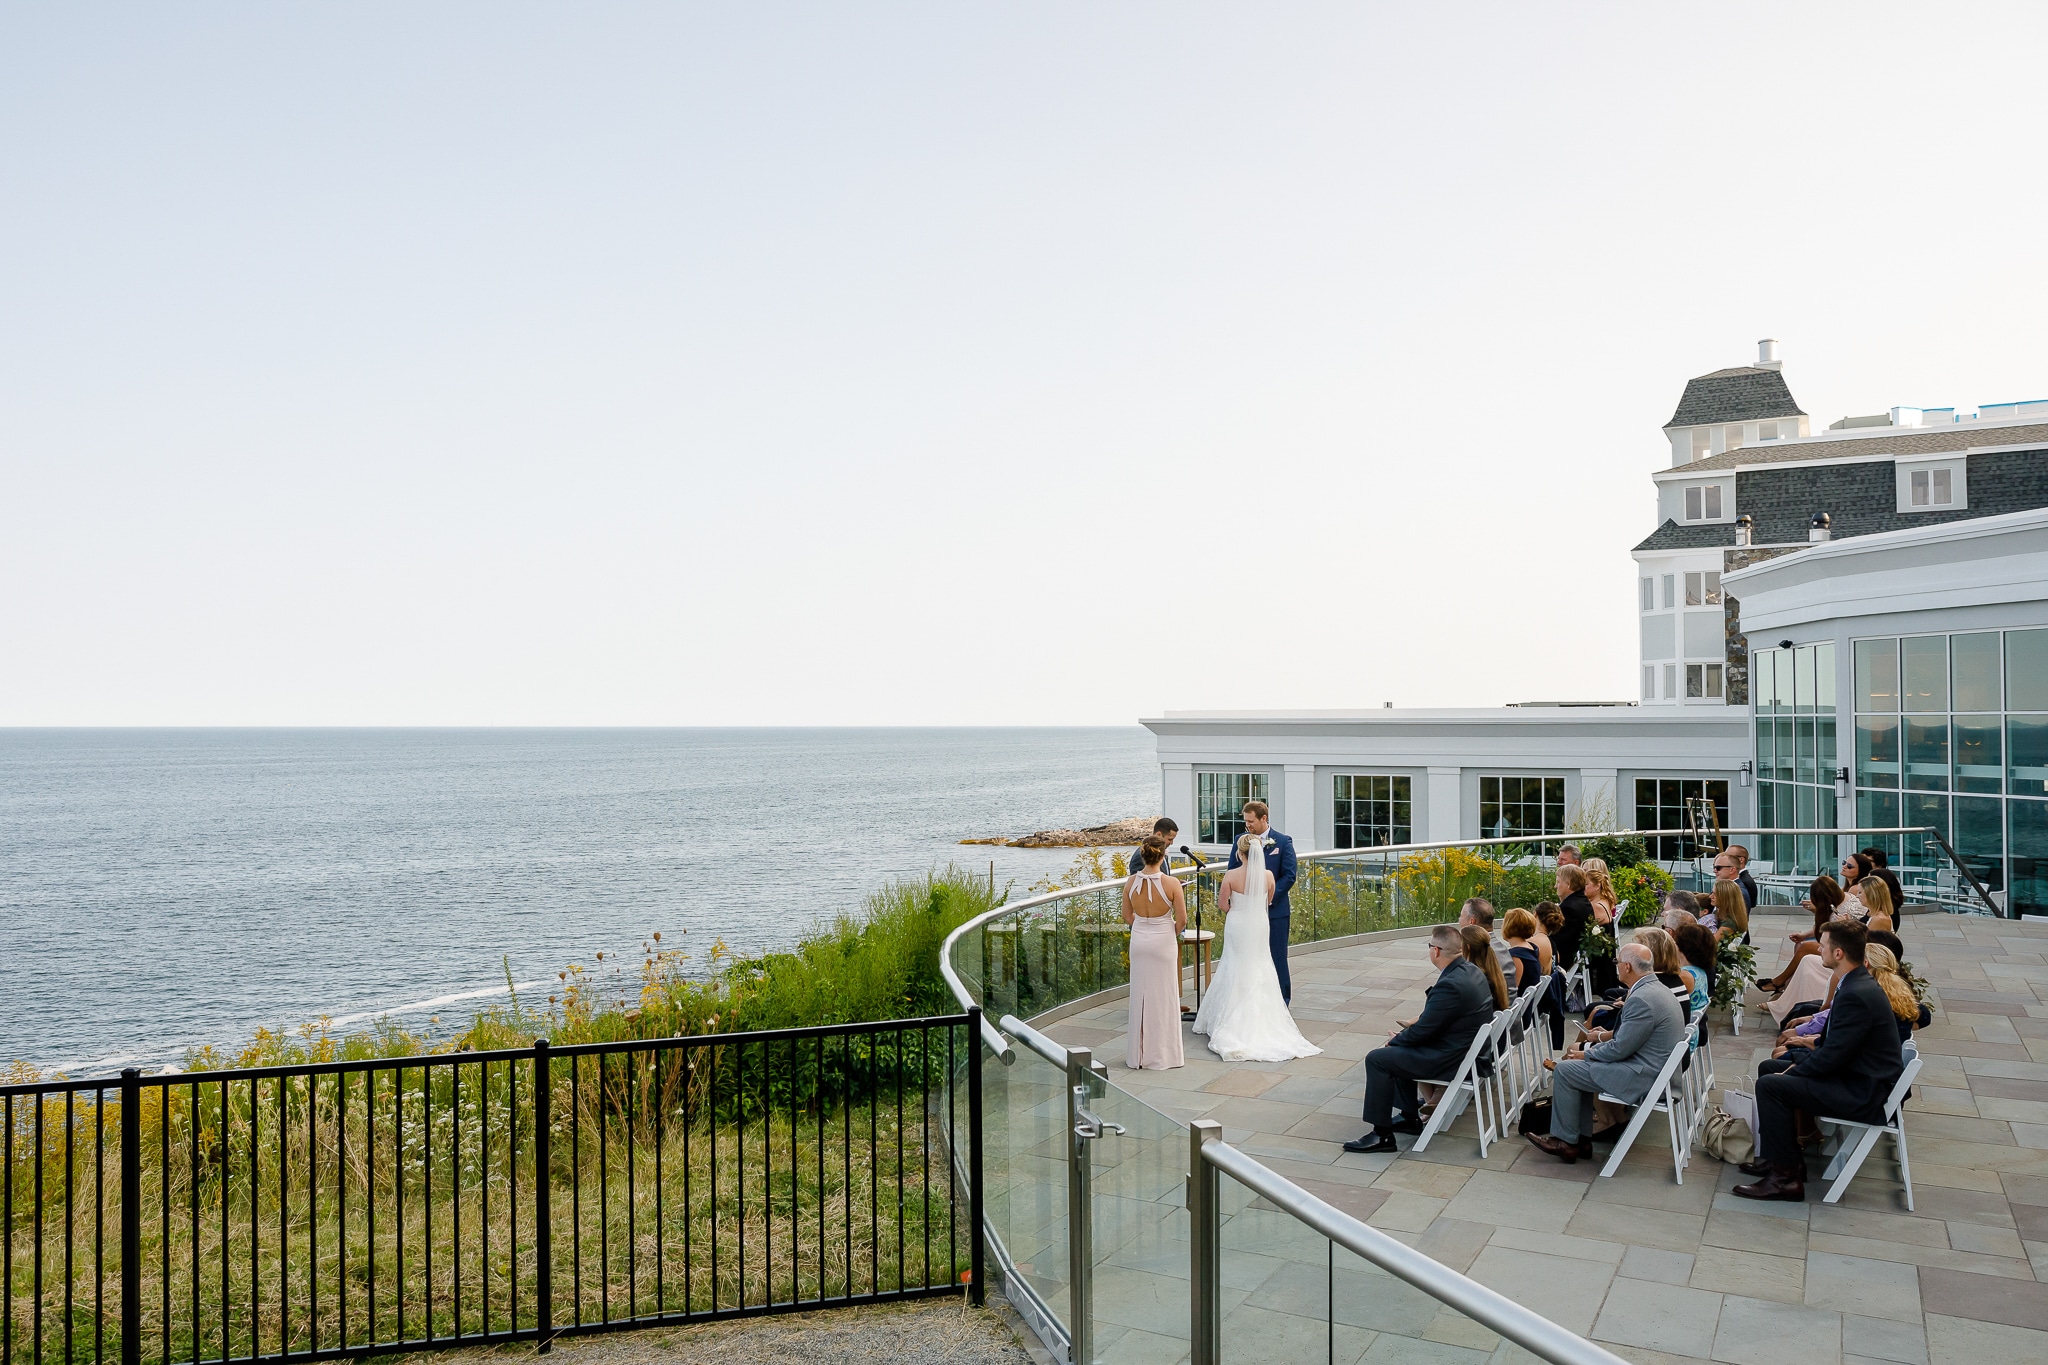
[1262, 837, 1277, 850]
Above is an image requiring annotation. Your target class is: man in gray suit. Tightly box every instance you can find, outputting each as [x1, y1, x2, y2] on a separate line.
[1527, 942, 1686, 1164]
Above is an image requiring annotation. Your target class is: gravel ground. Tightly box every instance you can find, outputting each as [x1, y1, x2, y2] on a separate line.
[412, 1300, 1036, 1365]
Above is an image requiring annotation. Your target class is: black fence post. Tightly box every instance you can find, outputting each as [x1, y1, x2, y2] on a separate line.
[533, 1039, 553, 1354]
[120, 1069, 140, 1365]
[966, 1010, 985, 1308]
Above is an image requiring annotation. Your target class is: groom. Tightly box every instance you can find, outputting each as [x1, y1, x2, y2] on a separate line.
[1227, 800, 1298, 1003]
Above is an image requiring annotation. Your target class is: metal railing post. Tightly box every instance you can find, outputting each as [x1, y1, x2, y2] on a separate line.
[967, 1008, 986, 1308]
[533, 1039, 553, 1352]
[1188, 1120, 1222, 1365]
[1065, 1047, 1094, 1365]
[120, 1069, 140, 1365]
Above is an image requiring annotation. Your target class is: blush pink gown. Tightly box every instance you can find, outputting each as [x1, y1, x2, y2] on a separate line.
[1125, 874, 1186, 1069]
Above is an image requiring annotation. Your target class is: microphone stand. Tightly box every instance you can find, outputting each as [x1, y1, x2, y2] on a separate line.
[1180, 845, 1210, 1021]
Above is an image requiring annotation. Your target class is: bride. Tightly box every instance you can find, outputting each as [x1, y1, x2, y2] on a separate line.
[1192, 834, 1322, 1061]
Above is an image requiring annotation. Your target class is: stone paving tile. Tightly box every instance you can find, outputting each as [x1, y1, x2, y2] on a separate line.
[1689, 1244, 1805, 1303]
[1917, 1266, 2048, 1330]
[1925, 1313, 2048, 1365]
[1712, 1294, 1842, 1365]
[1804, 1252, 1924, 1323]
[1590, 1279, 1726, 1356]
[1840, 1314, 1929, 1365]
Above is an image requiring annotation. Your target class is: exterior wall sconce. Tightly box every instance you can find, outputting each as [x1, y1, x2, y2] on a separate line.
[1739, 760, 1753, 788]
[1834, 766, 1851, 799]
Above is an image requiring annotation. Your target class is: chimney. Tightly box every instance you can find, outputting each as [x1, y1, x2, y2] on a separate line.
[1809, 512, 1832, 543]
[1735, 514, 1753, 547]
[1756, 339, 1782, 371]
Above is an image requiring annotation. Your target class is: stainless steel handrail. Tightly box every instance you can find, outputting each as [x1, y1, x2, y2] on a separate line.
[1193, 1124, 1629, 1365]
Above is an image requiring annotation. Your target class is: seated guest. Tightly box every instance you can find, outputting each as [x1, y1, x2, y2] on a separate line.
[1859, 877, 1896, 934]
[1837, 853, 1876, 917]
[1502, 908, 1545, 997]
[1764, 876, 1843, 993]
[1461, 924, 1511, 1012]
[1708, 879, 1749, 944]
[1581, 858, 1619, 927]
[1768, 917, 1848, 1026]
[1860, 846, 1908, 919]
[1634, 926, 1694, 1022]
[1658, 890, 1700, 931]
[1865, 942, 1929, 1040]
[1526, 943, 1686, 1163]
[1736, 919, 1905, 1201]
[1672, 920, 1717, 1016]
[1553, 867, 1595, 972]
[1532, 902, 1561, 974]
[1728, 844, 1759, 912]
[1457, 897, 1515, 991]
[1344, 926, 1495, 1154]
[1534, 901, 1568, 1048]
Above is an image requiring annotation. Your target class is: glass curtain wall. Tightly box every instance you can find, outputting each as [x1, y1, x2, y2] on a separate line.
[1852, 629, 2048, 914]
[1752, 642, 1838, 871]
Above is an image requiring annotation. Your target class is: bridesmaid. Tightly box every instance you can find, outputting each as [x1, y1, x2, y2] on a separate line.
[1122, 835, 1188, 1069]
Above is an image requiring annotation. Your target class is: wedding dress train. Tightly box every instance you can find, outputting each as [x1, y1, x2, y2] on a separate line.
[1191, 841, 1321, 1062]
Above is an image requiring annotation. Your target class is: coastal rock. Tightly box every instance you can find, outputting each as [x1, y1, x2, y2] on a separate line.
[961, 816, 1160, 849]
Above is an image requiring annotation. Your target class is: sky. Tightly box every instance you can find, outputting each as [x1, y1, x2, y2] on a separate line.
[5, 4, 2048, 727]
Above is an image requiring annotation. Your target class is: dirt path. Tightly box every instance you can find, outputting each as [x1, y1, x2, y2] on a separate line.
[413, 1300, 1035, 1365]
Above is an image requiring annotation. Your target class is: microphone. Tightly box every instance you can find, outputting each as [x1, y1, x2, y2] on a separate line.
[1179, 844, 1207, 869]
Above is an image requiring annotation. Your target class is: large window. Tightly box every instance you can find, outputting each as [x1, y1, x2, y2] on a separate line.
[1333, 774, 1411, 849]
[1636, 778, 1731, 861]
[1197, 771, 1268, 845]
[1751, 641, 1837, 872]
[1848, 630, 2048, 914]
[1479, 776, 1564, 845]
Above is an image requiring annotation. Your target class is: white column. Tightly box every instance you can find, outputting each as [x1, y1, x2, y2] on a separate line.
[1162, 764, 1195, 845]
[1580, 768, 1619, 830]
[1283, 764, 1317, 852]
[1427, 767, 1462, 843]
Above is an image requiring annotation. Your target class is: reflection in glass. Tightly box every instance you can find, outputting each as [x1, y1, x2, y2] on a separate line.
[2008, 630, 2048, 711]
[1817, 641, 1837, 715]
[1953, 715, 2003, 794]
[1855, 638, 1899, 713]
[1905, 793, 1951, 868]
[1795, 783, 1815, 830]
[1952, 633, 2001, 713]
[1905, 717, 1950, 791]
[2012, 799, 2048, 917]
[1755, 711, 1774, 772]
[1775, 717, 1795, 780]
[1902, 636, 1948, 712]
[1796, 717, 1816, 784]
[1757, 781, 1775, 830]
[1859, 789, 1900, 838]
[1820, 714, 1837, 772]
[1955, 797, 2006, 893]
[1755, 650, 1777, 713]
[2011, 715, 2048, 798]
[1856, 716, 1900, 788]
[1795, 646, 1816, 714]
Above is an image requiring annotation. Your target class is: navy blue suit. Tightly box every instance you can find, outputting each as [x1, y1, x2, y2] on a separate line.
[1228, 830, 1298, 1003]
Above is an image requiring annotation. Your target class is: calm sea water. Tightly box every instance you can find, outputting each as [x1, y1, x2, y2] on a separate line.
[0, 728, 1157, 1073]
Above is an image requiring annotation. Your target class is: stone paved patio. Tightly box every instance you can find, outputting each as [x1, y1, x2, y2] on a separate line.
[1038, 912, 2048, 1365]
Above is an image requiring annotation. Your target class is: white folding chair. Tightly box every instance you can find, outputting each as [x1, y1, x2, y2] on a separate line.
[1817, 1043, 1924, 1209]
[1595, 1015, 1699, 1182]
[1411, 1014, 1500, 1156]
[1475, 1004, 1523, 1152]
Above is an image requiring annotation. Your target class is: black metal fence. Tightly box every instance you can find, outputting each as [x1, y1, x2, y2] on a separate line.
[2, 1011, 985, 1365]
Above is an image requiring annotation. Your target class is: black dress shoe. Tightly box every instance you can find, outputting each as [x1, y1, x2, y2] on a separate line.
[1342, 1131, 1400, 1154]
[1732, 1172, 1806, 1202]
[1389, 1116, 1427, 1136]
[1737, 1158, 1773, 1177]
[1587, 1124, 1626, 1145]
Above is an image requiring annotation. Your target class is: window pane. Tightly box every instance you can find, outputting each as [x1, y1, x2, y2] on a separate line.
[1905, 792, 1951, 858]
[1756, 708, 1774, 770]
[1795, 782, 1815, 829]
[2010, 715, 2048, 798]
[1662, 575, 1675, 609]
[1902, 635, 1949, 711]
[1755, 649, 1777, 712]
[1757, 780, 1775, 829]
[1856, 715, 1900, 789]
[1912, 469, 1929, 506]
[1641, 578, 1655, 611]
[1705, 486, 1723, 518]
[1905, 717, 1950, 791]
[1952, 632, 2001, 712]
[1855, 639, 1899, 713]
[1796, 716, 1816, 784]
[1686, 664, 1703, 698]
[2009, 630, 2048, 710]
[1706, 664, 1724, 699]
[1955, 796, 2005, 893]
[2011, 799, 2048, 918]
[1705, 570, 1722, 604]
[1816, 642, 1837, 715]
[1859, 788, 1900, 836]
[1795, 646, 1815, 713]
[1819, 715, 1837, 774]
[1954, 715, 2003, 794]
[1686, 487, 1701, 519]
[1934, 468, 1952, 503]
[1685, 573, 1702, 607]
[1775, 717, 1795, 780]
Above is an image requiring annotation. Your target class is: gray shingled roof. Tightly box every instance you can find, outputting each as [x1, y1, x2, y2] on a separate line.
[1676, 421, 2048, 473]
[1664, 367, 1806, 428]
[1633, 519, 1734, 553]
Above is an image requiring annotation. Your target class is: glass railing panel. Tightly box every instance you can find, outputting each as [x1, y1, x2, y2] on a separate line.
[1085, 1080, 1195, 1364]
[1216, 1168, 1508, 1365]
[978, 1037, 1075, 1346]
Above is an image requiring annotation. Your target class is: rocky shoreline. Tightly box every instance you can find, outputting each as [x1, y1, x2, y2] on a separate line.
[960, 815, 1159, 849]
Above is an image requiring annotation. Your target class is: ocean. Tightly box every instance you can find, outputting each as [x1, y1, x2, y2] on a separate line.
[0, 728, 1158, 1074]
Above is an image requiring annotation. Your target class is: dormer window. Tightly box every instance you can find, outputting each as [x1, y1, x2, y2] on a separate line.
[1895, 456, 1968, 514]
[1759, 421, 1779, 440]
[1684, 484, 1723, 520]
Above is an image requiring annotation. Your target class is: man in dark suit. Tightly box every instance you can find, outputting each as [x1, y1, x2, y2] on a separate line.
[1227, 800, 1298, 1003]
[1734, 919, 1904, 1202]
[1131, 817, 1178, 875]
[1344, 925, 1495, 1154]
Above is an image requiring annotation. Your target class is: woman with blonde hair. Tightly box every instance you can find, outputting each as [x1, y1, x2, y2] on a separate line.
[1581, 858, 1618, 927]
[1710, 878, 1749, 943]
[1864, 942, 1921, 1031]
[1859, 877, 1896, 934]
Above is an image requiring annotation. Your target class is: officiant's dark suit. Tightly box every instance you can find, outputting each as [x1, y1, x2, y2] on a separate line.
[1360, 950, 1494, 1130]
[1228, 829, 1298, 1003]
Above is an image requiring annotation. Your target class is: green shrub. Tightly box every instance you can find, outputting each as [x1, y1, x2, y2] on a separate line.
[1578, 834, 1651, 868]
[1614, 863, 1674, 928]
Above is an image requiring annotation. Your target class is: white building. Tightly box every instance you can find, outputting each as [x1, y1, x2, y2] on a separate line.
[1143, 343, 2048, 912]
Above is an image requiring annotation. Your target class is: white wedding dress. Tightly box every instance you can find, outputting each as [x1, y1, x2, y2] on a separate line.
[1191, 840, 1322, 1062]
